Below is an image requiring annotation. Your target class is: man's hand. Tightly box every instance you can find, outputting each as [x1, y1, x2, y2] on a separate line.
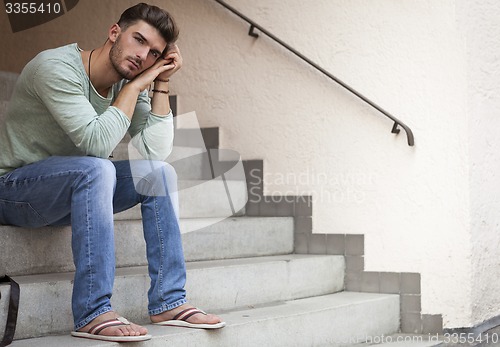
[157, 44, 183, 81]
[128, 44, 183, 93]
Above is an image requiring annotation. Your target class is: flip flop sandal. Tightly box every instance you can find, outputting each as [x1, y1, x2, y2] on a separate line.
[153, 307, 226, 329]
[71, 316, 152, 342]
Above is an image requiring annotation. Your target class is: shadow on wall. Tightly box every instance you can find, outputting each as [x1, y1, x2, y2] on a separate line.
[4, 0, 80, 33]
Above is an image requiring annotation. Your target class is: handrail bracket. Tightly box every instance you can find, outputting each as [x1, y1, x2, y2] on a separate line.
[391, 122, 401, 135]
[248, 25, 259, 38]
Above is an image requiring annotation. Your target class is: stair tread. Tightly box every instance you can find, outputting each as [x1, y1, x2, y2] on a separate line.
[10, 254, 341, 284]
[0, 215, 284, 229]
[10, 292, 399, 347]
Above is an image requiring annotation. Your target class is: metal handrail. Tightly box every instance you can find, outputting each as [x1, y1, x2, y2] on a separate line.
[213, 0, 415, 146]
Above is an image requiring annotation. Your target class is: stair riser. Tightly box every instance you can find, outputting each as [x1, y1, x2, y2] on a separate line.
[114, 179, 247, 220]
[112, 145, 212, 180]
[120, 177, 247, 219]
[3, 255, 344, 339]
[0, 217, 294, 276]
[112, 145, 243, 182]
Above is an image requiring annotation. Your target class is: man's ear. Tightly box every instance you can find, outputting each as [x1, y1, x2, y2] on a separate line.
[108, 24, 121, 43]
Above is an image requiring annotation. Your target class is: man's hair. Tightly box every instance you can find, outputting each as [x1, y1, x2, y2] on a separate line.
[118, 3, 179, 46]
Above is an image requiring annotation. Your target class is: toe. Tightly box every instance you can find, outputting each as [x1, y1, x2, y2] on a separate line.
[117, 326, 130, 336]
[206, 314, 222, 324]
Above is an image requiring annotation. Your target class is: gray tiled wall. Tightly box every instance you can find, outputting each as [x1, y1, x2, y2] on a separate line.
[242, 159, 444, 335]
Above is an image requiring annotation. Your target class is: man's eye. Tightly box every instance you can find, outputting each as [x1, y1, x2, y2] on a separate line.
[151, 52, 158, 58]
[135, 37, 144, 44]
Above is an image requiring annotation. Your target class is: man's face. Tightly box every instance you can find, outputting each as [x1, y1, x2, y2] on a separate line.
[109, 20, 167, 80]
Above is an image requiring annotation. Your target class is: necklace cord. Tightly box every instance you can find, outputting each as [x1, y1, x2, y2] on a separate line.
[88, 49, 94, 103]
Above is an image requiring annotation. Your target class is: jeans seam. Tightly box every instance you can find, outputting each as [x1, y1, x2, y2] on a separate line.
[83, 170, 95, 311]
[3, 169, 91, 184]
[155, 194, 165, 301]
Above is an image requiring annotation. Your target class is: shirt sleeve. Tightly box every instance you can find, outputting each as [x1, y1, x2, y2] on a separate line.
[128, 89, 174, 161]
[31, 59, 130, 158]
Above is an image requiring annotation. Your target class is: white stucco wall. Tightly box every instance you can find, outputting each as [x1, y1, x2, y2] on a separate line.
[1, 0, 499, 329]
[169, 0, 474, 328]
[459, 0, 500, 326]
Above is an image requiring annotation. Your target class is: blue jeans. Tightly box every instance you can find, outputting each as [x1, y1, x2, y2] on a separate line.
[0, 156, 187, 330]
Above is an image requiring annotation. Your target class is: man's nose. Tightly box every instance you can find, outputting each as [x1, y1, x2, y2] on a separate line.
[136, 47, 149, 63]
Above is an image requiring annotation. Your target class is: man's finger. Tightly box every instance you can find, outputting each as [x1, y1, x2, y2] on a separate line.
[163, 52, 178, 61]
[163, 45, 180, 57]
[159, 63, 176, 72]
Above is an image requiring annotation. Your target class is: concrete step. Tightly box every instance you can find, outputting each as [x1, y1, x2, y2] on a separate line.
[9, 292, 399, 347]
[172, 127, 219, 149]
[114, 178, 247, 220]
[112, 143, 243, 181]
[1, 254, 345, 340]
[112, 142, 248, 218]
[0, 216, 294, 276]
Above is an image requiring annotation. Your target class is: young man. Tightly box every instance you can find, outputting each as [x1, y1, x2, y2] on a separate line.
[0, 2, 224, 343]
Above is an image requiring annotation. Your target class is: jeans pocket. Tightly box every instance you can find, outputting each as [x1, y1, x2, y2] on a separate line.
[0, 199, 48, 227]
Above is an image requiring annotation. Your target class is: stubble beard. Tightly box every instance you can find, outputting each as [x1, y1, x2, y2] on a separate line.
[109, 36, 139, 80]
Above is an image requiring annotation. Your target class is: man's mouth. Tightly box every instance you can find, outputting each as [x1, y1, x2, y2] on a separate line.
[128, 59, 140, 70]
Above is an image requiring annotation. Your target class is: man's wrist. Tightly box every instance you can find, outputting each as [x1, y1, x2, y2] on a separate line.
[153, 80, 169, 88]
[151, 78, 171, 116]
[124, 81, 143, 95]
[152, 79, 170, 96]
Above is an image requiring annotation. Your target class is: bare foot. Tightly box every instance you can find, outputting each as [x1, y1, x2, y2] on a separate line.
[150, 303, 223, 326]
[77, 311, 148, 337]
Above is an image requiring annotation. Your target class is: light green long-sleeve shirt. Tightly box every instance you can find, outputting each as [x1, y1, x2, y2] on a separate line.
[0, 43, 174, 176]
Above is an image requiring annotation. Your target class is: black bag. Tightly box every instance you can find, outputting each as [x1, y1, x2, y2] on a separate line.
[0, 276, 19, 347]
